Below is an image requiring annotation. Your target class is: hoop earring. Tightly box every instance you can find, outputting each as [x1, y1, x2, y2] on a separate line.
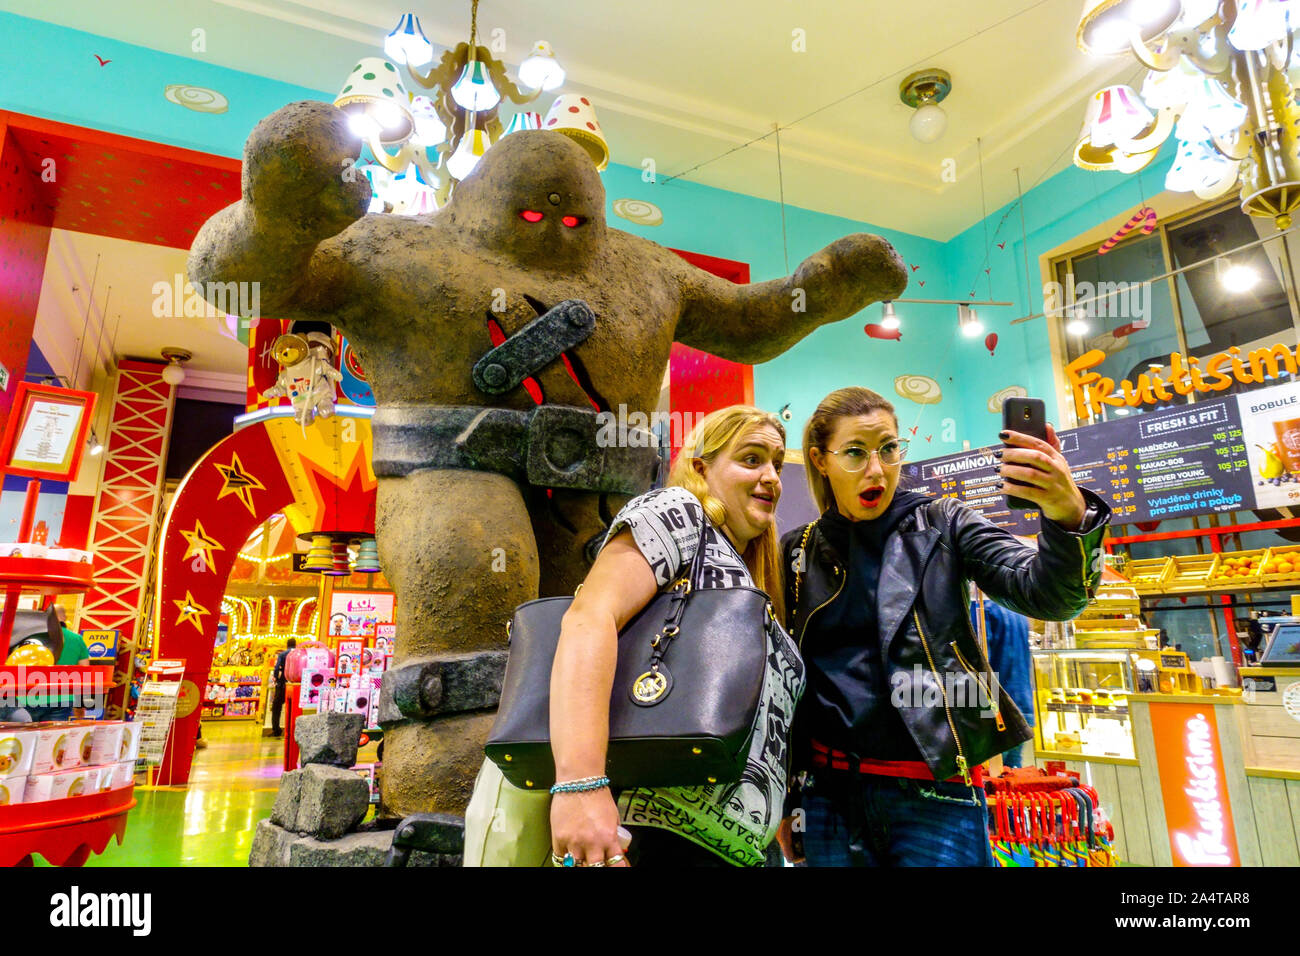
[701, 494, 727, 528]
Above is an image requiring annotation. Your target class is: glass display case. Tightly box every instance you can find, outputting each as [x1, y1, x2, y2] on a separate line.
[1031, 649, 1137, 760]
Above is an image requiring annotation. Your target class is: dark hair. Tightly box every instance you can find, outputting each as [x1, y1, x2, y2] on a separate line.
[286, 638, 297, 649]
[803, 387, 898, 512]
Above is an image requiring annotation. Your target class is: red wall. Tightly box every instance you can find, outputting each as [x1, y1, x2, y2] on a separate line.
[0, 121, 54, 433]
[667, 249, 754, 460]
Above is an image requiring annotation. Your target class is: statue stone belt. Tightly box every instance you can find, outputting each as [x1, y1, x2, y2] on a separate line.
[189, 100, 907, 817]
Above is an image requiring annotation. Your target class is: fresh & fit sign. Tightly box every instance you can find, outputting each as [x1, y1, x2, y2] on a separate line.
[1067, 340, 1300, 420]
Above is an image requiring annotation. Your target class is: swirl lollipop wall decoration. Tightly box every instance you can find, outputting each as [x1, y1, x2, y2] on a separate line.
[611, 198, 664, 227]
[164, 84, 229, 114]
[894, 374, 942, 405]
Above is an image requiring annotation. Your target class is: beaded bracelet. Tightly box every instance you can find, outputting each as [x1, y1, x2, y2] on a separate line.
[550, 775, 611, 794]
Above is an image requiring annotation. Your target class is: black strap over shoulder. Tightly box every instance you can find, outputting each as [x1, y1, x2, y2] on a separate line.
[648, 517, 711, 672]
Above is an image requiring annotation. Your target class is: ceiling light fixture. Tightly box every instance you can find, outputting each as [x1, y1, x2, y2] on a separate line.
[958, 304, 984, 338]
[900, 69, 952, 143]
[339, 0, 578, 214]
[1073, 0, 1300, 230]
[87, 430, 104, 456]
[1220, 261, 1260, 292]
[880, 301, 901, 330]
[161, 347, 192, 386]
[1065, 317, 1090, 336]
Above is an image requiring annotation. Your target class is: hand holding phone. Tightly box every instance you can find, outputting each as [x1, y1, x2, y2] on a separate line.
[998, 397, 1089, 528]
[1001, 398, 1048, 510]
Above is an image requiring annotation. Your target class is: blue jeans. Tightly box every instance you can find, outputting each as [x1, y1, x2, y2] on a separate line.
[801, 772, 994, 867]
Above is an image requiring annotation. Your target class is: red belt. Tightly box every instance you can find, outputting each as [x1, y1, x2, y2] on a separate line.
[810, 739, 985, 787]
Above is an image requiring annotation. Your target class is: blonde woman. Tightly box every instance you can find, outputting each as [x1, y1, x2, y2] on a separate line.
[548, 405, 804, 867]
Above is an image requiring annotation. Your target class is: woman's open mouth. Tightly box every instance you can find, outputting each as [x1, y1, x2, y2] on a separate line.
[859, 487, 885, 508]
[752, 490, 775, 507]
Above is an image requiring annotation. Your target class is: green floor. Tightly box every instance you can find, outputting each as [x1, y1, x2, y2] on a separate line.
[41, 720, 284, 867]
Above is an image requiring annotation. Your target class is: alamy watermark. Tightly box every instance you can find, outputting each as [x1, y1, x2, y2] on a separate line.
[890, 665, 1001, 720]
[0, 667, 105, 708]
[152, 275, 260, 325]
[1044, 273, 1150, 324]
[595, 404, 709, 450]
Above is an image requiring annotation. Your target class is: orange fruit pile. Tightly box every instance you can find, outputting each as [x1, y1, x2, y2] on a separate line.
[1262, 554, 1299, 575]
[1217, 555, 1261, 579]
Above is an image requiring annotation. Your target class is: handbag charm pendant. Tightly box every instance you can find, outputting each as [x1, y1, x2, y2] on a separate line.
[631, 666, 672, 705]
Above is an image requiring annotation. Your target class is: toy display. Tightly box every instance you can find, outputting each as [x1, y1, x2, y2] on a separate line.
[0, 727, 36, 777]
[261, 330, 342, 431]
[0, 720, 138, 804]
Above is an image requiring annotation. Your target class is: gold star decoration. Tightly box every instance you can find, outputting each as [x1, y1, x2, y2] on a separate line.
[179, 519, 224, 573]
[173, 591, 211, 632]
[214, 452, 266, 516]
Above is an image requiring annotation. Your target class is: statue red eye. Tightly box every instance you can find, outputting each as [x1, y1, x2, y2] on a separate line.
[520, 210, 544, 222]
[561, 215, 584, 228]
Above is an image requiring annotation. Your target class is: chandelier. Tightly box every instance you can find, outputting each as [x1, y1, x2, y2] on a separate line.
[334, 1, 606, 215]
[1073, 0, 1300, 229]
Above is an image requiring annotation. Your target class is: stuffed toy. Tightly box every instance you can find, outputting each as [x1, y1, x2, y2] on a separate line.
[262, 330, 342, 430]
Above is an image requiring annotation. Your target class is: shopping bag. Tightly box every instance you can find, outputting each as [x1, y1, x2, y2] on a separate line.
[462, 757, 553, 867]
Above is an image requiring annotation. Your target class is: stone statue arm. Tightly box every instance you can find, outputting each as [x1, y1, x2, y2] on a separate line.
[188, 101, 371, 323]
[672, 234, 908, 364]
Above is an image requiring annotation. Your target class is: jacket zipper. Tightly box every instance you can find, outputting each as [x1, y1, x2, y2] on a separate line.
[950, 639, 1006, 732]
[796, 568, 845, 652]
[1078, 537, 1095, 601]
[914, 609, 971, 785]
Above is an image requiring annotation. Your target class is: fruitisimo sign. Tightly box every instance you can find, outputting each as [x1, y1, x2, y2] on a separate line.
[1067, 340, 1300, 420]
[1146, 701, 1240, 867]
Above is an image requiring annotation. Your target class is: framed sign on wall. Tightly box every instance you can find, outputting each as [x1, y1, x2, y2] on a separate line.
[0, 382, 97, 481]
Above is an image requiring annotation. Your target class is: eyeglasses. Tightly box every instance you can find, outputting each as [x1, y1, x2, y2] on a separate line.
[824, 438, 909, 471]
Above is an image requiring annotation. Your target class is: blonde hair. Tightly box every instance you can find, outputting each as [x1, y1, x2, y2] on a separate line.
[803, 387, 898, 513]
[668, 405, 786, 621]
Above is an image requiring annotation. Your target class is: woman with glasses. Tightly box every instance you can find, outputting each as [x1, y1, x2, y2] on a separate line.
[778, 387, 1109, 866]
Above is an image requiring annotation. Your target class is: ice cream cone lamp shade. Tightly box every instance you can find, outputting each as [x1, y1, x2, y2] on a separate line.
[503, 111, 542, 136]
[335, 58, 414, 146]
[1076, 0, 1182, 56]
[542, 94, 609, 169]
[1228, 0, 1293, 52]
[385, 13, 434, 68]
[451, 57, 501, 112]
[518, 41, 565, 91]
[446, 125, 491, 181]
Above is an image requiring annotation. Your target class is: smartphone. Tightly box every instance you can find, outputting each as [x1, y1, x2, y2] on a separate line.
[1002, 397, 1048, 510]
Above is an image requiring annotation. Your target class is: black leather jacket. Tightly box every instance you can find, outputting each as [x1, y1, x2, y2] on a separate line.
[781, 489, 1110, 783]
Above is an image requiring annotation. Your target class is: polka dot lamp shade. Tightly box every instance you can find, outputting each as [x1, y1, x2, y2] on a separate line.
[543, 94, 609, 170]
[335, 57, 414, 146]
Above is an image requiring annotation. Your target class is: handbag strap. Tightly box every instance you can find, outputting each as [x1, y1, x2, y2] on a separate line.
[647, 510, 713, 672]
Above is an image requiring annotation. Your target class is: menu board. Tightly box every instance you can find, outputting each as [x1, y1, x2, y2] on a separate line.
[904, 394, 1259, 534]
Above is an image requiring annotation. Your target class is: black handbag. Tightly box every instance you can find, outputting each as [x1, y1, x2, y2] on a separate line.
[485, 520, 777, 791]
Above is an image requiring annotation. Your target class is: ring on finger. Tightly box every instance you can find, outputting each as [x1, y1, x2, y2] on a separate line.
[550, 852, 577, 867]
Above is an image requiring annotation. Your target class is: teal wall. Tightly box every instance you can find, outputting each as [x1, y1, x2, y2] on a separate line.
[0, 11, 1175, 456]
[942, 150, 1177, 446]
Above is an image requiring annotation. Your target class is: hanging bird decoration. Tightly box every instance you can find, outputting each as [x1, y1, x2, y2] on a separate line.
[262, 330, 342, 431]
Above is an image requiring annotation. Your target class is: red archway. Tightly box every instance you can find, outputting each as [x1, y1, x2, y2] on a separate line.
[151, 415, 375, 784]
